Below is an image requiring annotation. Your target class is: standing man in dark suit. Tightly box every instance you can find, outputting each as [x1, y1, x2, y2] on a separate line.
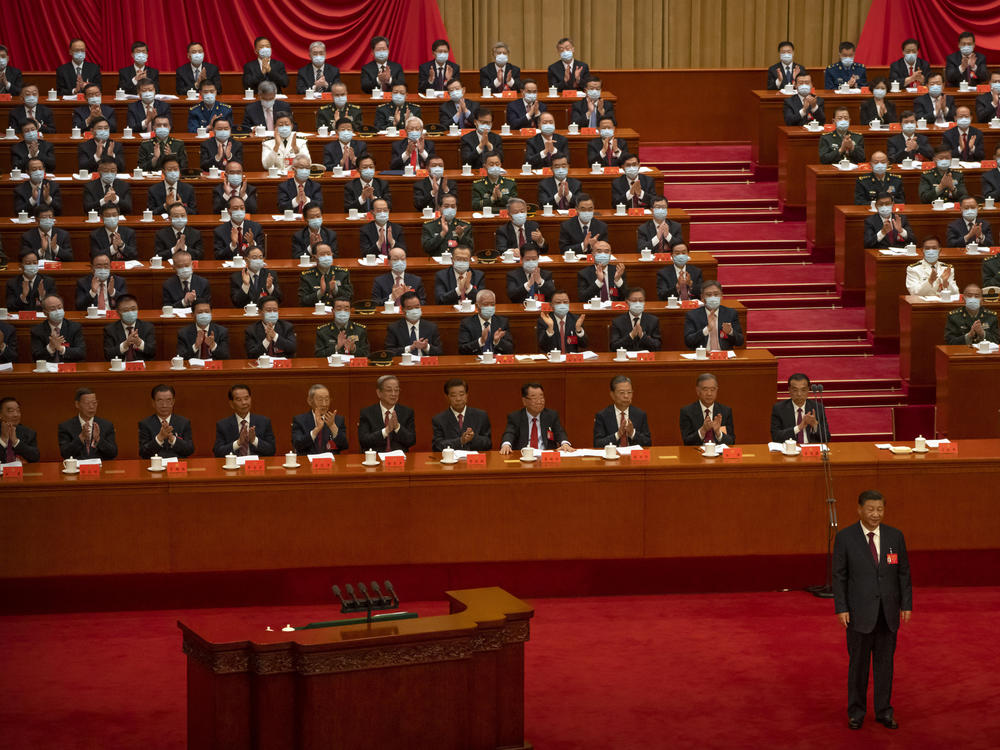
[177, 300, 230, 360]
[684, 281, 744, 350]
[945, 31, 989, 87]
[0, 46, 24, 96]
[360, 36, 406, 94]
[175, 42, 222, 95]
[593, 375, 652, 448]
[537, 289, 587, 353]
[419, 39, 461, 93]
[384, 291, 443, 357]
[767, 41, 802, 91]
[30, 295, 86, 362]
[102, 294, 156, 361]
[610, 288, 661, 352]
[888, 39, 930, 89]
[833, 490, 912, 730]
[458, 289, 514, 355]
[499, 383, 573, 453]
[548, 38, 590, 92]
[291, 384, 348, 455]
[57, 388, 118, 460]
[571, 77, 616, 128]
[242, 37, 288, 93]
[357, 375, 416, 452]
[783, 74, 825, 126]
[480, 42, 521, 94]
[212, 384, 276, 457]
[56, 39, 102, 96]
[245, 297, 296, 358]
[507, 244, 555, 303]
[297, 41, 340, 94]
[117, 41, 159, 95]
[0, 397, 40, 463]
[679, 373, 735, 446]
[434, 244, 484, 305]
[431, 378, 493, 452]
[138, 384, 194, 459]
[656, 245, 702, 300]
[612, 156, 657, 209]
[770, 372, 828, 443]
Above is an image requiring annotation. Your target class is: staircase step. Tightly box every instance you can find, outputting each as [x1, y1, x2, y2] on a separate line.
[649, 160, 752, 172]
[695, 239, 808, 251]
[669, 198, 779, 210]
[710, 249, 814, 264]
[748, 341, 874, 356]
[684, 208, 784, 222]
[825, 406, 894, 441]
[736, 294, 842, 309]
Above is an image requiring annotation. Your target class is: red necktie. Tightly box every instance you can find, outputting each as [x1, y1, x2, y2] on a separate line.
[125, 326, 136, 361]
[411, 146, 418, 168]
[380, 227, 389, 255]
[961, 133, 967, 158]
[97, 281, 107, 310]
[632, 187, 639, 209]
[559, 319, 566, 353]
[385, 410, 393, 450]
[200, 335, 210, 358]
[498, 67, 506, 92]
[518, 228, 526, 248]
[266, 336, 275, 356]
[704, 408, 714, 444]
[558, 186, 568, 210]
[619, 411, 628, 447]
[457, 412, 464, 431]
[677, 270, 689, 301]
[868, 532, 878, 564]
[796, 407, 805, 444]
[908, 65, 913, 77]
[238, 419, 249, 456]
[529, 417, 539, 449]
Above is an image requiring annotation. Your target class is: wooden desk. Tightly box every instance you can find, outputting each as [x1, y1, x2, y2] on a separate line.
[864, 248, 993, 345]
[834, 204, 995, 295]
[179, 586, 534, 750]
[936, 346, 1000, 438]
[0, 167, 662, 217]
[0, 208, 683, 262]
[1, 252, 716, 311]
[0, 349, 770, 461]
[807, 163, 991, 255]
[0, 128, 638, 173]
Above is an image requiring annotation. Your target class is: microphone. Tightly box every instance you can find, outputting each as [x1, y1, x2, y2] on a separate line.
[356, 582, 371, 606]
[384, 580, 398, 605]
[810, 383, 824, 393]
[332, 584, 348, 608]
[370, 581, 386, 607]
[344, 583, 359, 606]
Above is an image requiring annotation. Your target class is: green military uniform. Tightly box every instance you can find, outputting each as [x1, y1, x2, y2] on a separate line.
[137, 136, 188, 172]
[944, 305, 999, 344]
[420, 217, 474, 256]
[918, 168, 969, 203]
[315, 320, 370, 357]
[982, 255, 1000, 288]
[298, 266, 354, 305]
[316, 104, 363, 131]
[818, 130, 866, 164]
[855, 173, 905, 205]
[471, 176, 517, 211]
[374, 102, 422, 131]
[187, 101, 233, 132]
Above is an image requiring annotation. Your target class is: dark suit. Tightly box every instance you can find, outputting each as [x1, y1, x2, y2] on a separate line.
[360, 221, 407, 256]
[947, 217, 993, 248]
[383, 318, 443, 356]
[945, 50, 989, 86]
[145, 181, 194, 215]
[117, 66, 160, 96]
[13, 179, 62, 216]
[343, 178, 392, 213]
[983, 168, 1000, 200]
[577, 264, 626, 302]
[479, 63, 521, 94]
[19, 228, 73, 261]
[102, 318, 156, 361]
[360, 61, 405, 94]
[0, 321, 18, 364]
[859, 99, 897, 126]
[459, 131, 503, 169]
[291, 411, 348, 455]
[593, 405, 651, 447]
[30, 319, 86, 361]
[413, 177, 459, 210]
[138, 413, 194, 459]
[162, 273, 211, 307]
[586, 137, 631, 167]
[683, 306, 744, 349]
[547, 60, 590, 92]
[886, 133, 932, 163]
[213, 413, 276, 456]
[291, 225, 338, 259]
[175, 62, 222, 95]
[56, 61, 102, 96]
[612, 174, 657, 209]
[941, 126, 985, 162]
[419, 60, 461, 92]
[296, 64, 341, 94]
[888, 57, 930, 86]
[770, 398, 828, 443]
[766, 62, 801, 91]
[57, 415, 117, 459]
[322, 139, 368, 171]
[84, 178, 134, 215]
[1, 423, 39, 462]
[277, 178, 323, 212]
[75, 273, 127, 310]
[370, 272, 426, 305]
[245, 319, 296, 358]
[212, 184, 258, 214]
[457, 314, 514, 354]
[229, 268, 281, 307]
[501, 408, 569, 449]
[438, 99, 480, 128]
[912, 94, 955, 123]
[559, 217, 608, 253]
[242, 59, 289, 93]
[200, 138, 244, 171]
[8, 103, 56, 135]
[679, 402, 735, 445]
[536, 312, 588, 353]
[537, 176, 582, 209]
[6, 273, 56, 312]
[390, 137, 437, 170]
[976, 92, 999, 123]
[657, 264, 703, 300]
[506, 266, 555, 303]
[239, 100, 293, 131]
[126, 100, 171, 132]
[496, 220, 548, 255]
[176, 322, 230, 360]
[434, 266, 485, 305]
[833, 522, 912, 722]
[863, 213, 912, 248]
[505, 98, 546, 129]
[431, 407, 492, 451]
[77, 139, 127, 172]
[0, 64, 25, 96]
[570, 98, 617, 128]
[153, 227, 204, 261]
[609, 312, 661, 351]
[10, 141, 56, 172]
[357, 402, 416, 452]
[783, 94, 826, 126]
[524, 133, 568, 168]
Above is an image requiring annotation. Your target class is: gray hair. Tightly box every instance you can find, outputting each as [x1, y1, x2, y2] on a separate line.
[307, 383, 328, 400]
[376, 374, 400, 390]
[258, 80, 277, 96]
[696, 373, 718, 386]
[492, 41, 509, 54]
[507, 197, 527, 212]
[475, 288, 496, 305]
[610, 375, 632, 390]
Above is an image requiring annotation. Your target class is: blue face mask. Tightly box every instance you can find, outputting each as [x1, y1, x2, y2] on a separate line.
[966, 297, 981, 313]
[360, 168, 375, 180]
[553, 303, 570, 317]
[599, 128, 615, 139]
[404, 307, 422, 323]
[835, 119, 850, 131]
[72, 51, 86, 63]
[923, 249, 939, 264]
[704, 295, 722, 310]
[553, 167, 568, 180]
[629, 302, 645, 316]
[333, 95, 347, 108]
[797, 84, 811, 97]
[338, 129, 353, 143]
[263, 311, 279, 324]
[215, 129, 230, 141]
[23, 95, 38, 106]
[102, 216, 119, 229]
[190, 53, 204, 65]
[164, 170, 180, 183]
[176, 266, 193, 280]
[230, 209, 246, 223]
[155, 127, 170, 139]
[308, 217, 323, 231]
[375, 212, 390, 225]
[442, 207, 457, 221]
[430, 165, 444, 178]
[334, 310, 350, 325]
[39, 217, 55, 232]
[560, 49, 573, 62]
[23, 130, 38, 142]
[479, 305, 495, 320]
[374, 49, 389, 63]
[248, 258, 265, 272]
[523, 259, 538, 272]
[48, 308, 65, 323]
[295, 167, 311, 181]
[673, 253, 690, 265]
[202, 93, 216, 106]
[22, 264, 39, 278]
[936, 159, 951, 170]
[277, 125, 292, 139]
[872, 162, 887, 174]
[841, 56, 854, 67]
[391, 259, 406, 274]
[94, 267, 111, 281]
[510, 212, 527, 227]
[391, 93, 406, 106]
[578, 210, 594, 224]
[196, 312, 212, 326]
[873, 88, 886, 99]
[594, 252, 610, 266]
[903, 53, 917, 65]
[452, 260, 470, 274]
[94, 128, 109, 141]
[957, 117, 971, 128]
[258, 47, 272, 59]
[317, 255, 334, 268]
[540, 122, 556, 135]
[120, 309, 139, 325]
[312, 55, 325, 67]
[449, 89, 464, 101]
[929, 84, 942, 96]
[407, 129, 422, 142]
[653, 207, 669, 221]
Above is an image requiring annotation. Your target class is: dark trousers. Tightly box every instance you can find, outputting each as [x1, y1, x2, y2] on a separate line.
[846, 604, 897, 720]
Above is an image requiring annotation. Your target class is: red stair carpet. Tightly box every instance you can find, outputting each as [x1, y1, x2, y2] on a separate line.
[2, 587, 998, 749]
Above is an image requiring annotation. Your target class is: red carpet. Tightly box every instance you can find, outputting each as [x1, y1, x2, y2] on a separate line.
[689, 220, 806, 242]
[2, 587, 998, 749]
[777, 356, 902, 383]
[641, 144, 752, 162]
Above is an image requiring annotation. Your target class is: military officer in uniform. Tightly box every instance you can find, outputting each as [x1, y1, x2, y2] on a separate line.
[186, 80, 232, 133]
[316, 82, 364, 131]
[905, 237, 959, 296]
[471, 153, 517, 211]
[374, 83, 421, 130]
[855, 152, 904, 205]
[137, 115, 188, 171]
[983, 253, 1000, 289]
[315, 299, 370, 357]
[824, 41, 867, 89]
[918, 147, 969, 203]
[945, 284, 998, 345]
[298, 243, 353, 305]
[421, 194, 473, 255]
[819, 108, 866, 164]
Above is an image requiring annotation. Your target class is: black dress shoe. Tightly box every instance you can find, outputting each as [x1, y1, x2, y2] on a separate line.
[848, 717, 863, 730]
[876, 716, 899, 729]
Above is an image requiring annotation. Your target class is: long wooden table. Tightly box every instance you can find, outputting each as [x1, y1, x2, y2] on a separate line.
[0, 208, 684, 261]
[0, 252, 717, 311]
[3, 440, 997, 584]
[0, 350, 773, 461]
[0, 128, 638, 173]
[0, 167, 662, 217]
[807, 162, 994, 255]
[936, 346, 1000, 438]
[864, 248, 994, 346]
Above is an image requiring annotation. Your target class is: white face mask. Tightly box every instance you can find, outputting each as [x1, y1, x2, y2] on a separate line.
[587, 88, 601, 100]
[190, 52, 204, 65]
[333, 95, 347, 107]
[495, 54, 508, 66]
[429, 165, 444, 178]
[87, 95, 101, 106]
[140, 91, 155, 103]
[540, 122, 555, 135]
[374, 49, 389, 63]
[797, 84, 811, 96]
[312, 55, 325, 66]
[877, 205, 892, 219]
[560, 49, 574, 62]
[901, 123, 916, 135]
[435, 51, 449, 64]
[276, 125, 292, 138]
[780, 52, 793, 65]
[624, 166, 639, 179]
[524, 92, 537, 103]
[957, 117, 971, 128]
[202, 93, 216, 106]
[133, 52, 148, 64]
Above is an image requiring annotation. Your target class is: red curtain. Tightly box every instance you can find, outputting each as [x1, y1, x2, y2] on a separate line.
[0, 0, 449, 71]
[857, 0, 1000, 65]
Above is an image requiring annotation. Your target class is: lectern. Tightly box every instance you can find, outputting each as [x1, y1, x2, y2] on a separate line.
[178, 587, 534, 750]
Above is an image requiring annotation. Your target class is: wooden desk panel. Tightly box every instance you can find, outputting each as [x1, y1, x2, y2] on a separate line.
[0, 253, 717, 311]
[0, 209, 683, 262]
[864, 248, 991, 344]
[935, 346, 1000, 438]
[0, 348, 771, 461]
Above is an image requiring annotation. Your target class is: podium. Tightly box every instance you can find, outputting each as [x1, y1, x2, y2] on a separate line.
[178, 587, 534, 750]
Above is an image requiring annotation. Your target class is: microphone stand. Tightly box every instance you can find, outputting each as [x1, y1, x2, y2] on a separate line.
[805, 383, 837, 599]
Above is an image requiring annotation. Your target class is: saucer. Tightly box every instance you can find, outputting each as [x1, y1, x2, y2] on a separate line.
[912, 447, 929, 453]
[222, 464, 240, 470]
[61, 468, 80, 474]
[147, 466, 166, 472]
[602, 454, 620, 460]
[282, 462, 300, 469]
[362, 459, 380, 466]
[519, 456, 538, 462]
[782, 449, 801, 457]
[613, 356, 628, 362]
[170, 365, 185, 370]
[440, 458, 459, 465]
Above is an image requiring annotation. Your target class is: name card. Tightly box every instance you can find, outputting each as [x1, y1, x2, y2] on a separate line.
[111, 261, 126, 270]
[630, 449, 650, 462]
[627, 207, 645, 216]
[679, 300, 699, 309]
[801, 444, 822, 458]
[561, 91, 579, 98]
[1, 465, 24, 480]
[499, 90, 517, 99]
[57, 363, 77, 373]
[190, 260, 200, 269]
[79, 463, 101, 476]
[636, 352, 654, 362]
[272, 359, 291, 369]
[466, 453, 487, 467]
[46, 261, 63, 270]
[723, 446, 743, 461]
[580, 128, 598, 135]
[383, 455, 405, 468]
[566, 352, 583, 362]
[125, 361, 145, 371]
[167, 461, 188, 475]
[519, 128, 536, 136]
[602, 167, 618, 175]
[349, 357, 369, 367]
[310, 457, 333, 470]
[709, 350, 728, 360]
[419, 356, 439, 366]
[495, 354, 516, 364]
[540, 451, 561, 465]
[938, 441, 958, 454]
[243, 459, 265, 472]
[203, 360, 223, 369]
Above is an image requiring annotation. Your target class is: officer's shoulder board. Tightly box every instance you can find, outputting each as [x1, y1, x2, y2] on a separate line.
[948, 308, 964, 316]
[352, 321, 366, 329]
[334, 265, 348, 272]
[907, 261, 922, 267]
[300, 268, 316, 277]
